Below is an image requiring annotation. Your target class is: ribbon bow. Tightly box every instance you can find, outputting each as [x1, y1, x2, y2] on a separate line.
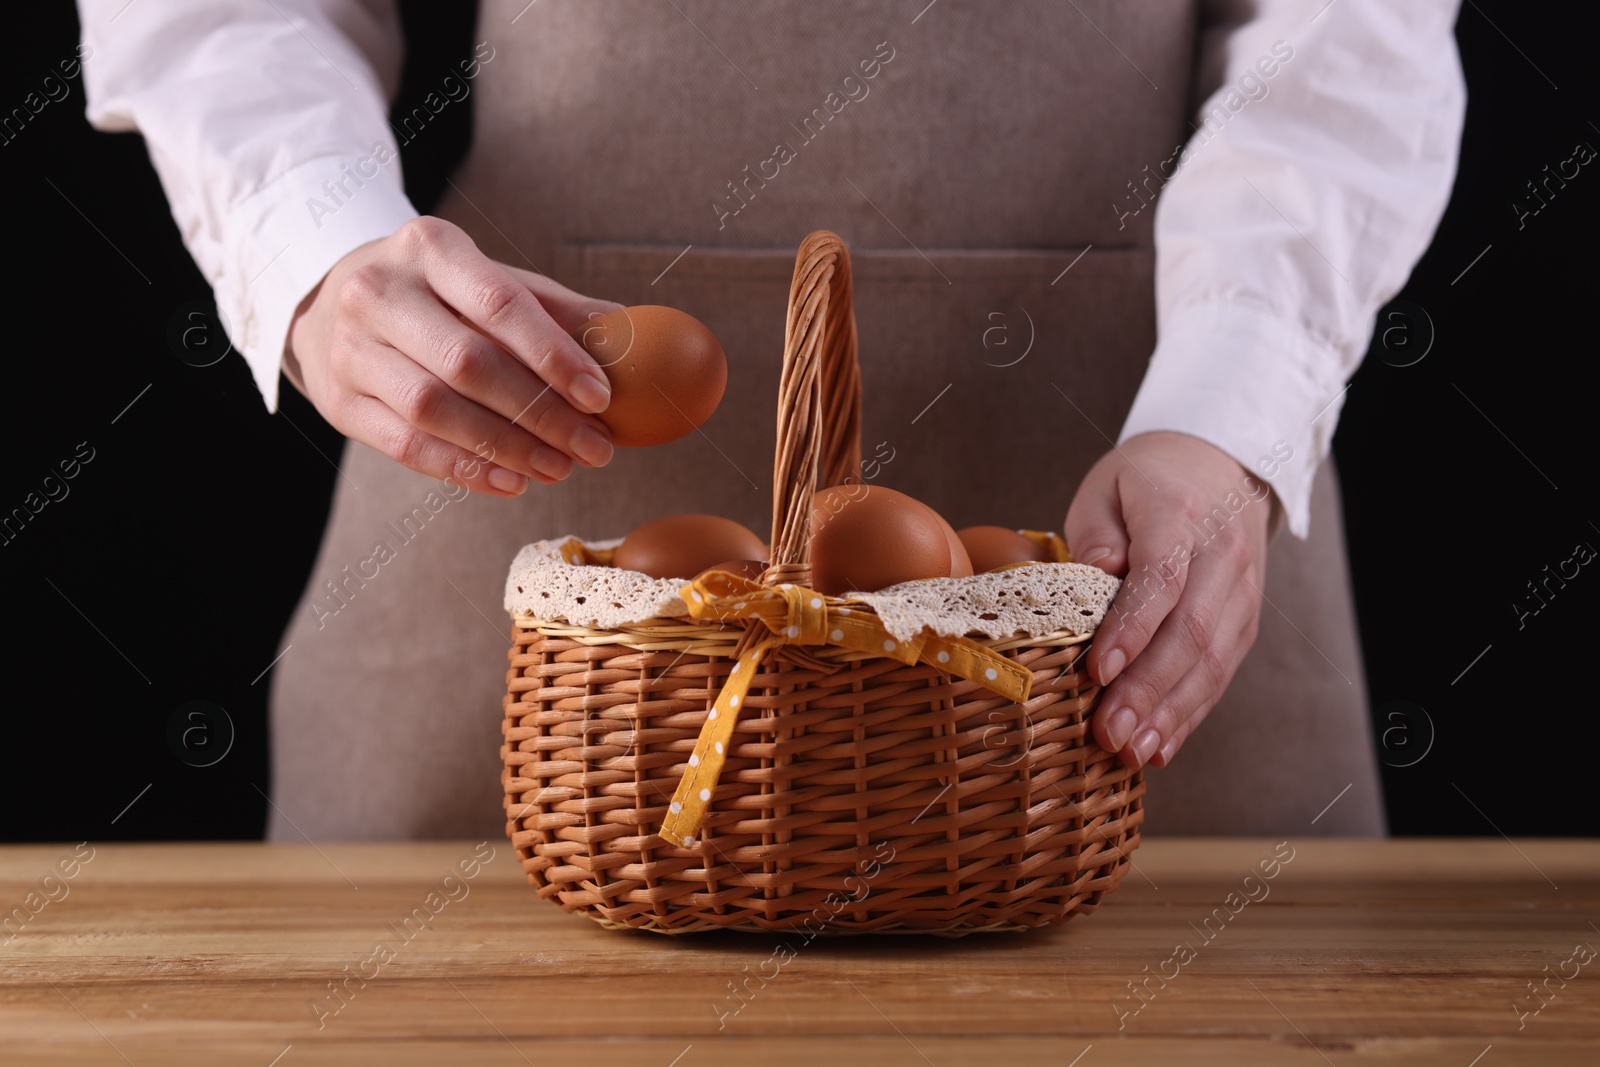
[659, 570, 1033, 847]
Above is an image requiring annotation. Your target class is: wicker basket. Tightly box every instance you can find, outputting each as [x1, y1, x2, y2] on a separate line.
[501, 230, 1144, 934]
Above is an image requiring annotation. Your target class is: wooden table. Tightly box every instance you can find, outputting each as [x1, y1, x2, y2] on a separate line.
[2, 839, 1596, 1064]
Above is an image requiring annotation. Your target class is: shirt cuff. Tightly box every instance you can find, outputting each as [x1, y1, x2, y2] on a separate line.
[1117, 301, 1348, 539]
[222, 153, 419, 412]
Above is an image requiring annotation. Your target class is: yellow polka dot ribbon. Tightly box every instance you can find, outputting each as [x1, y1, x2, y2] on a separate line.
[658, 570, 1033, 847]
[1023, 529, 1074, 564]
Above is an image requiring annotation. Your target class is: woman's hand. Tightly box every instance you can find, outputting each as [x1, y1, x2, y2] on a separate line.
[1065, 431, 1272, 769]
[286, 216, 622, 496]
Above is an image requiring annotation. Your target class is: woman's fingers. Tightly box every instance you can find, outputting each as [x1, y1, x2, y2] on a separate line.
[342, 339, 575, 485]
[378, 301, 614, 470]
[1087, 486, 1198, 691]
[289, 218, 631, 495]
[1063, 466, 1130, 572]
[1093, 518, 1253, 760]
[340, 393, 538, 496]
[505, 263, 626, 337]
[1064, 432, 1275, 769]
[1149, 559, 1264, 768]
[1064, 463, 1136, 690]
[1114, 579, 1259, 768]
[401, 217, 614, 414]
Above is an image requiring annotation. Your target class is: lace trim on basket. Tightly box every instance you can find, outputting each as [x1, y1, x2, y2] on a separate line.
[504, 537, 1120, 641]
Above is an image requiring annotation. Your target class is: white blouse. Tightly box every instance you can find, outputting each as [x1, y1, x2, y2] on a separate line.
[77, 0, 1465, 537]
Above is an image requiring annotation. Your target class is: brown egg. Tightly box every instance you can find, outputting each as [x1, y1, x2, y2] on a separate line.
[614, 515, 766, 580]
[932, 510, 974, 579]
[578, 305, 727, 447]
[957, 525, 1054, 573]
[808, 485, 953, 595]
[694, 559, 768, 583]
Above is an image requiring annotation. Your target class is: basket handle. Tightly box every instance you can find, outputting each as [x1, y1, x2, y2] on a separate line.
[768, 231, 863, 579]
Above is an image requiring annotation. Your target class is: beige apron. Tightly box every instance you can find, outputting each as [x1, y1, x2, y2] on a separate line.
[268, 0, 1384, 839]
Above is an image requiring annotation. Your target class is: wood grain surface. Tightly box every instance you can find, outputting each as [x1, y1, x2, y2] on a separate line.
[2, 838, 1596, 1065]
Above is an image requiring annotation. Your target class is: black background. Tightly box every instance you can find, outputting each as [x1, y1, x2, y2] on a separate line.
[1, 2, 1593, 842]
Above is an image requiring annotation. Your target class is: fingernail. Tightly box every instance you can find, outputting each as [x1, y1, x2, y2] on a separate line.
[1129, 728, 1161, 767]
[571, 374, 611, 414]
[1098, 647, 1126, 685]
[529, 443, 574, 483]
[1103, 707, 1137, 750]
[1155, 735, 1181, 766]
[570, 424, 613, 467]
[1079, 546, 1113, 565]
[488, 467, 527, 495]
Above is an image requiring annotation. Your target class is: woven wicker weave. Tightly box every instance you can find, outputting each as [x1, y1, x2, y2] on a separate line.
[501, 231, 1144, 933]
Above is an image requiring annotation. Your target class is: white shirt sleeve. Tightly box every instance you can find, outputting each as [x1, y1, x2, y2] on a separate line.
[1118, 0, 1466, 537]
[78, 0, 420, 412]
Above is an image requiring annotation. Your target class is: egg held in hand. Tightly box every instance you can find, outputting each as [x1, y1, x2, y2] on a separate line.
[957, 525, 1053, 573]
[613, 514, 767, 580]
[578, 305, 728, 447]
[808, 484, 959, 595]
